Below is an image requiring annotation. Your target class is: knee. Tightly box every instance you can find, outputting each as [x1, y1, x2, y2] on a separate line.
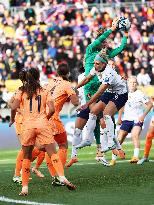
[90, 107, 99, 116]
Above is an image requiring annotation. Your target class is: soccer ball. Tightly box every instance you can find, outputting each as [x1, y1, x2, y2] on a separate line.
[117, 17, 131, 31]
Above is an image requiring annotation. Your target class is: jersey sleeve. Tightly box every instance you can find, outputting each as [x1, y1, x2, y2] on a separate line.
[87, 29, 112, 52]
[46, 90, 53, 103]
[65, 83, 76, 97]
[140, 92, 149, 104]
[90, 67, 96, 76]
[108, 36, 127, 58]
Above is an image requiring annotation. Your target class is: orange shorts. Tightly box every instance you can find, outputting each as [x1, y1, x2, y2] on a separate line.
[21, 127, 54, 146]
[54, 132, 67, 145]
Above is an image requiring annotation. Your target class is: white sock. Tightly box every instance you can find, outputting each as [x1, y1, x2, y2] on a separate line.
[83, 125, 94, 143]
[133, 148, 139, 158]
[71, 128, 82, 158]
[114, 135, 122, 150]
[100, 127, 108, 152]
[104, 115, 115, 147]
[112, 153, 117, 160]
[83, 113, 97, 141]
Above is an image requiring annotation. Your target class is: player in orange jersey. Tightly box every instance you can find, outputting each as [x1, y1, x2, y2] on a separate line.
[39, 63, 79, 185]
[10, 70, 45, 184]
[9, 68, 76, 196]
[138, 99, 154, 165]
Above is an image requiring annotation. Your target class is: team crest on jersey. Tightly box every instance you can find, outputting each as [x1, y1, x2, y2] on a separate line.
[104, 77, 109, 83]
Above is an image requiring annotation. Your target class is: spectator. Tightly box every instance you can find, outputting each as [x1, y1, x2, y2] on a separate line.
[137, 68, 151, 86]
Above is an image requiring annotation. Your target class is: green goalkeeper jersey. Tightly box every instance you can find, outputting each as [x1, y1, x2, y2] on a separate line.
[84, 29, 127, 101]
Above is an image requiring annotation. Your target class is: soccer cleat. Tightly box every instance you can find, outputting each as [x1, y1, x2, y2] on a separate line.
[117, 149, 125, 159]
[66, 157, 78, 168]
[19, 186, 28, 196]
[130, 156, 139, 164]
[137, 157, 149, 165]
[59, 177, 76, 190]
[75, 140, 91, 149]
[13, 176, 22, 184]
[100, 157, 110, 167]
[32, 167, 45, 178]
[52, 177, 65, 186]
[109, 159, 116, 166]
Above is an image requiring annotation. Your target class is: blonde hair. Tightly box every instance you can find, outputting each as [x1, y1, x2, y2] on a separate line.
[127, 75, 137, 82]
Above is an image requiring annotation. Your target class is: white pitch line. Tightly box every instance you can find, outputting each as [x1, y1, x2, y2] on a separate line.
[0, 196, 62, 205]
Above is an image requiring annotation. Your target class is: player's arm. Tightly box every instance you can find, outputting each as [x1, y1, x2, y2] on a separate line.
[46, 99, 55, 120]
[117, 106, 124, 125]
[76, 74, 94, 89]
[87, 84, 108, 106]
[9, 109, 17, 127]
[108, 32, 128, 58]
[88, 18, 119, 51]
[9, 99, 20, 110]
[138, 100, 153, 122]
[69, 94, 80, 106]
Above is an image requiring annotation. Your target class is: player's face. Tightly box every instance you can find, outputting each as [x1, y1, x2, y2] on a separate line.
[94, 61, 106, 72]
[128, 78, 137, 92]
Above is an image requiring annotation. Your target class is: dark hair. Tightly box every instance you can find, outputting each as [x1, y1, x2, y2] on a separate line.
[19, 68, 42, 99]
[79, 66, 85, 74]
[57, 63, 70, 81]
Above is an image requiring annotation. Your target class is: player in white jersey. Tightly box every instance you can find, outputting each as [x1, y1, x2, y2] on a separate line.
[67, 67, 95, 167]
[110, 76, 153, 165]
[76, 53, 128, 157]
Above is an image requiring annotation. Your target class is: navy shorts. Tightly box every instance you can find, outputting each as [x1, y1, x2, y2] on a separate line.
[100, 92, 128, 111]
[77, 107, 90, 120]
[120, 120, 143, 133]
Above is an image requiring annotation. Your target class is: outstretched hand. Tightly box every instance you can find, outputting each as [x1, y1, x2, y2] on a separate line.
[76, 103, 88, 112]
[111, 17, 119, 31]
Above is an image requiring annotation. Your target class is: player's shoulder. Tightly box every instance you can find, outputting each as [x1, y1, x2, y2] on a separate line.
[135, 90, 145, 97]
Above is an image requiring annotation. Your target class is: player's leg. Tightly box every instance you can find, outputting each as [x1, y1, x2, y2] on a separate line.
[110, 128, 128, 166]
[32, 151, 45, 178]
[20, 144, 34, 196]
[137, 122, 154, 165]
[13, 149, 23, 184]
[130, 124, 142, 163]
[40, 127, 76, 190]
[66, 109, 89, 167]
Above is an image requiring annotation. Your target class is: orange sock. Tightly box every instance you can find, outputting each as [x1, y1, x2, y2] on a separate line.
[51, 153, 64, 176]
[45, 153, 56, 177]
[58, 148, 67, 167]
[35, 151, 45, 169]
[32, 147, 41, 161]
[144, 132, 154, 158]
[22, 159, 31, 187]
[15, 149, 23, 176]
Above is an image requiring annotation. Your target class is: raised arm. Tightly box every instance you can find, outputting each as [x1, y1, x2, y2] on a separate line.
[76, 74, 93, 89]
[138, 100, 153, 123]
[108, 32, 128, 58]
[88, 18, 119, 51]
[47, 100, 55, 120]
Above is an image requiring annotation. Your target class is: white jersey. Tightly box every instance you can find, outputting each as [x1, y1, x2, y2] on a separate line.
[90, 65, 127, 94]
[78, 73, 86, 105]
[123, 90, 149, 122]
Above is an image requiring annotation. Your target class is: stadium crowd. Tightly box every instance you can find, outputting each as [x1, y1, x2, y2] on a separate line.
[0, 0, 153, 107]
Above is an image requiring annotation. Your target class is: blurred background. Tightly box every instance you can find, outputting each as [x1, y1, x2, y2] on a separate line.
[0, 0, 153, 149]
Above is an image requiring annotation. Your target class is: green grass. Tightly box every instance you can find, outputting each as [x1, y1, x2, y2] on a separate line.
[0, 141, 154, 205]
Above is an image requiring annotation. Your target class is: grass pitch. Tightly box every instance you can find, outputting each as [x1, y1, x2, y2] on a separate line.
[0, 141, 154, 205]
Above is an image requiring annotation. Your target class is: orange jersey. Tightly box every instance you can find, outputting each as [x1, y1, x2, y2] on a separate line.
[14, 87, 53, 130]
[45, 77, 76, 135]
